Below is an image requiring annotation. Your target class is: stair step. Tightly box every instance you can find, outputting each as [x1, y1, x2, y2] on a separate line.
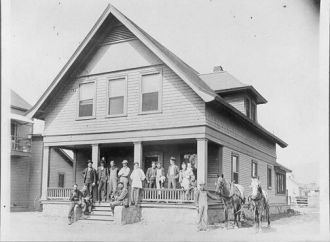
[91, 210, 112, 215]
[92, 208, 112, 212]
[88, 213, 113, 217]
[81, 217, 114, 222]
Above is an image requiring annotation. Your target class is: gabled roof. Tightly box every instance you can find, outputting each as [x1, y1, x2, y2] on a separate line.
[26, 4, 287, 148]
[199, 71, 267, 104]
[11, 90, 32, 112]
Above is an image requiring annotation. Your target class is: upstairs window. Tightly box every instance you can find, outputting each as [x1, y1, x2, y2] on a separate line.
[108, 77, 126, 116]
[251, 161, 258, 178]
[276, 172, 286, 194]
[231, 154, 239, 184]
[267, 166, 272, 189]
[244, 98, 251, 118]
[251, 102, 257, 121]
[78, 82, 95, 118]
[141, 72, 162, 113]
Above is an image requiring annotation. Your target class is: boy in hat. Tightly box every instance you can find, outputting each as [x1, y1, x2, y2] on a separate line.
[97, 160, 108, 203]
[118, 160, 130, 189]
[167, 157, 179, 189]
[82, 160, 97, 202]
[130, 162, 146, 206]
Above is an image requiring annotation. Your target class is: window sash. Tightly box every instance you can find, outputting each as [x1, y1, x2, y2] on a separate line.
[231, 155, 239, 183]
[141, 72, 161, 112]
[251, 162, 257, 177]
[267, 167, 272, 188]
[109, 96, 124, 115]
[78, 82, 95, 117]
[109, 78, 125, 97]
[142, 92, 159, 112]
[276, 173, 286, 194]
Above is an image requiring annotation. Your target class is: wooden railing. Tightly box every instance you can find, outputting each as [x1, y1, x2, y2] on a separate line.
[47, 187, 71, 200]
[11, 135, 32, 153]
[142, 188, 195, 203]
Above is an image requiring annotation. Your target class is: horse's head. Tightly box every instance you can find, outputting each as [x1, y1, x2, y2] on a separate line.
[250, 178, 262, 200]
[215, 174, 225, 195]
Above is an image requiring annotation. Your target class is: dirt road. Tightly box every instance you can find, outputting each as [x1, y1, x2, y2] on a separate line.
[2, 207, 327, 242]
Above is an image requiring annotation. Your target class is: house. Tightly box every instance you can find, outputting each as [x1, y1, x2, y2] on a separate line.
[26, 4, 290, 218]
[10, 90, 73, 211]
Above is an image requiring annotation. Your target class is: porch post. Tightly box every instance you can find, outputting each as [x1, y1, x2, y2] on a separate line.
[197, 138, 208, 185]
[41, 146, 50, 200]
[133, 141, 143, 167]
[73, 149, 77, 183]
[92, 144, 99, 169]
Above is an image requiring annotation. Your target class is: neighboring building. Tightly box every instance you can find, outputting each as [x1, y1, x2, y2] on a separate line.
[26, 5, 290, 213]
[10, 90, 71, 211]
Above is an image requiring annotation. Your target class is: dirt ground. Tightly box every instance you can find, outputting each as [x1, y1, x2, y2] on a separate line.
[2, 207, 327, 242]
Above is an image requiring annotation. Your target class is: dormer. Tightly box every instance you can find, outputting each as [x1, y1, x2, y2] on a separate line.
[199, 66, 267, 122]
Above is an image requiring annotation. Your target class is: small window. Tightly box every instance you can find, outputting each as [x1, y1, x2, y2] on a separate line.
[58, 173, 65, 188]
[79, 82, 95, 117]
[231, 154, 239, 184]
[108, 78, 126, 116]
[251, 161, 258, 178]
[267, 166, 272, 189]
[141, 72, 161, 112]
[245, 98, 251, 118]
[276, 172, 286, 194]
[251, 102, 257, 121]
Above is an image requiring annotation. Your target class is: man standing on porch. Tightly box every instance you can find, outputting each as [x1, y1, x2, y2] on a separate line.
[108, 160, 118, 199]
[97, 160, 108, 203]
[82, 160, 97, 202]
[156, 161, 165, 189]
[167, 157, 179, 189]
[146, 161, 157, 188]
[130, 162, 146, 206]
[118, 160, 130, 189]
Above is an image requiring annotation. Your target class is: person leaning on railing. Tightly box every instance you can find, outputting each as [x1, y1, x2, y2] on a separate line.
[68, 184, 83, 225]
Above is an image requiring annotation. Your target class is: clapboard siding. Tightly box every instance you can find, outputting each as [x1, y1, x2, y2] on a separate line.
[11, 156, 30, 207]
[49, 148, 74, 188]
[225, 98, 246, 115]
[206, 105, 276, 157]
[44, 65, 205, 136]
[27, 136, 43, 210]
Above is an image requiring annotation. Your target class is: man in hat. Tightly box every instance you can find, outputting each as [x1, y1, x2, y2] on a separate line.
[97, 160, 108, 203]
[155, 161, 165, 189]
[118, 160, 130, 189]
[146, 161, 157, 188]
[108, 160, 118, 200]
[82, 160, 97, 202]
[109, 182, 129, 216]
[167, 157, 179, 189]
[130, 162, 146, 206]
[68, 184, 83, 225]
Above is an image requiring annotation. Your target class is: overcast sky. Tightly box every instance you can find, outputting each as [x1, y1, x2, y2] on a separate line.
[10, 0, 321, 184]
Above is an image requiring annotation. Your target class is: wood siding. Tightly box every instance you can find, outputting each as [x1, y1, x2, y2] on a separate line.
[224, 97, 246, 115]
[44, 65, 205, 136]
[11, 156, 30, 208]
[49, 148, 74, 188]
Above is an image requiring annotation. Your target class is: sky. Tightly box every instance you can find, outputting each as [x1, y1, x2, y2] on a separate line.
[9, 0, 322, 184]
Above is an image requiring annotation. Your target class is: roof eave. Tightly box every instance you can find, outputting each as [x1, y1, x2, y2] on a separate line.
[215, 86, 267, 104]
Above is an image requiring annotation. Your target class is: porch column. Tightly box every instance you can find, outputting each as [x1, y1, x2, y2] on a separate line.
[73, 149, 77, 183]
[197, 138, 208, 185]
[92, 144, 99, 169]
[133, 141, 143, 167]
[41, 146, 50, 200]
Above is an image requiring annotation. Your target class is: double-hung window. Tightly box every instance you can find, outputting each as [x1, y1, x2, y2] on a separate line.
[267, 166, 272, 189]
[78, 82, 95, 118]
[140, 72, 162, 113]
[251, 161, 258, 178]
[276, 172, 286, 194]
[108, 77, 127, 116]
[231, 154, 239, 184]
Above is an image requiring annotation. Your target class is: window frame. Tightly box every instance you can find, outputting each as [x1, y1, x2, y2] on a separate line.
[76, 80, 96, 120]
[106, 75, 128, 118]
[139, 69, 163, 115]
[251, 160, 258, 178]
[267, 165, 272, 190]
[58, 172, 65, 188]
[276, 171, 286, 195]
[231, 153, 239, 184]
[244, 97, 251, 118]
[251, 101, 257, 122]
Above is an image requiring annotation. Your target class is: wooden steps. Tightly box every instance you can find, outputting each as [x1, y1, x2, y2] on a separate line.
[80, 202, 114, 223]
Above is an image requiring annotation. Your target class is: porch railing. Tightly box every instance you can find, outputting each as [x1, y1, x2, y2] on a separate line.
[142, 188, 195, 203]
[47, 187, 71, 200]
[11, 135, 32, 153]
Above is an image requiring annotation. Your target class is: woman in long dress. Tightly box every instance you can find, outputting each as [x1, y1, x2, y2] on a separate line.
[179, 162, 191, 191]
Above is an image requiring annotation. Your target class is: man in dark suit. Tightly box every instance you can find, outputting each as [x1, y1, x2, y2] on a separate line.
[97, 160, 108, 203]
[68, 184, 83, 225]
[167, 157, 179, 189]
[146, 161, 157, 188]
[82, 160, 97, 202]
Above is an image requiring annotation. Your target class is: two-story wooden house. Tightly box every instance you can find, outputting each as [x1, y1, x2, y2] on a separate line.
[27, 4, 290, 217]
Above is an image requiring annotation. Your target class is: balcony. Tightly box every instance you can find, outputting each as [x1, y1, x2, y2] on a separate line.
[11, 135, 32, 156]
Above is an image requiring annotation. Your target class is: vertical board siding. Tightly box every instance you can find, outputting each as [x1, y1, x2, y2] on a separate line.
[44, 65, 205, 136]
[49, 148, 74, 188]
[11, 156, 30, 208]
[206, 105, 276, 157]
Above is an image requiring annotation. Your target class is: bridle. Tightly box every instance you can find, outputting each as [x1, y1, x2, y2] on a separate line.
[251, 184, 263, 202]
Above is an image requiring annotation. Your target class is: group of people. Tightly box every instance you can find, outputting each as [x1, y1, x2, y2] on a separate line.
[67, 156, 198, 225]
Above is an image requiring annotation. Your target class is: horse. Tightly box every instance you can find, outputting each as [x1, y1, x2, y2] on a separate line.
[249, 178, 270, 232]
[215, 174, 245, 229]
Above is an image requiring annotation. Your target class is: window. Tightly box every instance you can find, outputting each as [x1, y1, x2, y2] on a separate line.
[108, 77, 126, 116]
[245, 98, 251, 118]
[58, 173, 65, 188]
[78, 82, 95, 117]
[276, 172, 286, 194]
[251, 161, 258, 178]
[141, 72, 161, 112]
[251, 102, 257, 121]
[267, 166, 272, 189]
[231, 154, 239, 184]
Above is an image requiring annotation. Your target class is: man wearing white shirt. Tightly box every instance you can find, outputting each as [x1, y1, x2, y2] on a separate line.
[118, 160, 130, 189]
[130, 162, 146, 206]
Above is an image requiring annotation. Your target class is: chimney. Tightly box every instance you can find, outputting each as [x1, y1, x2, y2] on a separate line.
[213, 66, 224, 72]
